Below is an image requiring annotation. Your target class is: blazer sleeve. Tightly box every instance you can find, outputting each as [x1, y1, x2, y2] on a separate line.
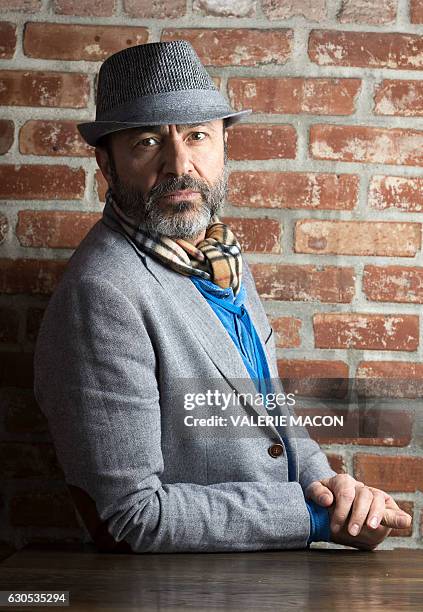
[34, 275, 316, 553]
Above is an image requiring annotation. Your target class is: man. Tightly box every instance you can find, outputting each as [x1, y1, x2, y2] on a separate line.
[33, 40, 411, 553]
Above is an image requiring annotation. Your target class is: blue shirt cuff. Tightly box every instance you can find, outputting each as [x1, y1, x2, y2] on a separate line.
[305, 500, 331, 544]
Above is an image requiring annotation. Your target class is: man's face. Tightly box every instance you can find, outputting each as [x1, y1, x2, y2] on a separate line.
[96, 120, 229, 240]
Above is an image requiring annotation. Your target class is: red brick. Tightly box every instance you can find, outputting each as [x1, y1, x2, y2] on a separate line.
[193, 0, 255, 17]
[374, 80, 423, 116]
[53, 0, 115, 16]
[0, 0, 41, 10]
[0, 213, 7, 244]
[250, 264, 355, 303]
[161, 28, 293, 66]
[0, 307, 19, 343]
[310, 125, 423, 167]
[0, 442, 62, 479]
[3, 387, 47, 433]
[228, 77, 361, 115]
[363, 265, 423, 304]
[270, 316, 302, 348]
[0, 120, 13, 155]
[277, 359, 349, 398]
[295, 219, 421, 257]
[314, 313, 419, 351]
[0, 70, 89, 108]
[228, 172, 358, 210]
[24, 23, 149, 61]
[17, 210, 101, 249]
[0, 351, 33, 388]
[338, 0, 397, 24]
[0, 22, 16, 59]
[10, 488, 79, 528]
[309, 30, 423, 70]
[26, 307, 45, 343]
[327, 454, 347, 474]
[96, 169, 108, 202]
[228, 125, 296, 160]
[411, 0, 423, 23]
[262, 0, 326, 20]
[221, 216, 281, 253]
[0, 165, 85, 200]
[20, 120, 94, 157]
[354, 454, 423, 492]
[369, 176, 423, 212]
[125, 0, 186, 17]
[356, 360, 423, 399]
[0, 259, 66, 295]
[390, 500, 413, 537]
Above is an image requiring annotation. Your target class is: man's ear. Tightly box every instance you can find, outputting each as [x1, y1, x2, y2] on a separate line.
[95, 146, 113, 186]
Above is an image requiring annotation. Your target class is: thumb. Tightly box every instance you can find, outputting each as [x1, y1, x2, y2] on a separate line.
[305, 480, 333, 506]
[380, 508, 412, 530]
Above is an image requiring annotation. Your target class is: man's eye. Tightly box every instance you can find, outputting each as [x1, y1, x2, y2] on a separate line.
[190, 132, 206, 140]
[139, 137, 158, 147]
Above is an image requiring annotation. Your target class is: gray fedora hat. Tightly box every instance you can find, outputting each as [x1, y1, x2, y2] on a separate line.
[77, 40, 252, 147]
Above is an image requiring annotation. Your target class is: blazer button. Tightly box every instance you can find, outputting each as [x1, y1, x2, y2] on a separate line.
[268, 443, 284, 458]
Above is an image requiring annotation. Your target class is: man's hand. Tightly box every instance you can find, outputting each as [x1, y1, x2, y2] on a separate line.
[305, 474, 412, 547]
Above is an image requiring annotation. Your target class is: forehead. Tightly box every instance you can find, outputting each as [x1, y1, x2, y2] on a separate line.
[120, 119, 223, 139]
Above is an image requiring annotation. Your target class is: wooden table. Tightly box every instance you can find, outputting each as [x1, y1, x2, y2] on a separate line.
[0, 545, 422, 611]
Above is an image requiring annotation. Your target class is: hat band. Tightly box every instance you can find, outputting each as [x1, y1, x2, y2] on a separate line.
[97, 89, 234, 123]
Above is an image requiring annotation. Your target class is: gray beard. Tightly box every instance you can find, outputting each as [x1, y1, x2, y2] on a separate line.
[109, 162, 229, 240]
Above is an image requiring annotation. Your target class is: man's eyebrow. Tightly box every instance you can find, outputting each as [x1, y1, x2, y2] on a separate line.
[129, 123, 216, 136]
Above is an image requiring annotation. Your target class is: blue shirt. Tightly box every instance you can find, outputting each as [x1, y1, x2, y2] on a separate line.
[190, 275, 330, 545]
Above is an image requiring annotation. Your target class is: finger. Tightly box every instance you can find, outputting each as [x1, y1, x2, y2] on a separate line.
[305, 482, 333, 506]
[330, 480, 358, 534]
[380, 507, 412, 530]
[346, 486, 375, 536]
[364, 490, 387, 530]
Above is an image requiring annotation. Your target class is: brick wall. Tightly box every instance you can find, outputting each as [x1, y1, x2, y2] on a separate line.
[0, 0, 422, 551]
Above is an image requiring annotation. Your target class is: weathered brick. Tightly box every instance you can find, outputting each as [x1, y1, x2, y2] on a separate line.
[0, 120, 13, 155]
[250, 264, 355, 303]
[354, 454, 423, 492]
[95, 169, 108, 202]
[295, 219, 421, 257]
[2, 387, 47, 433]
[0, 442, 62, 479]
[10, 488, 79, 528]
[0, 0, 41, 10]
[363, 265, 423, 304]
[161, 28, 293, 66]
[0, 22, 16, 59]
[0, 70, 89, 108]
[369, 176, 423, 212]
[0, 352, 33, 387]
[338, 0, 397, 24]
[228, 77, 361, 115]
[0, 165, 85, 200]
[53, 0, 115, 16]
[314, 313, 419, 351]
[222, 216, 281, 253]
[0, 259, 66, 295]
[193, 0, 256, 17]
[262, 0, 326, 20]
[356, 360, 423, 399]
[326, 454, 347, 474]
[17, 210, 101, 249]
[0, 307, 19, 343]
[411, 0, 423, 23]
[374, 80, 423, 116]
[0, 213, 7, 244]
[124, 0, 186, 17]
[26, 307, 45, 343]
[20, 120, 94, 157]
[277, 359, 349, 398]
[309, 30, 423, 70]
[227, 125, 296, 160]
[270, 316, 302, 348]
[228, 172, 358, 210]
[310, 125, 423, 167]
[24, 23, 149, 61]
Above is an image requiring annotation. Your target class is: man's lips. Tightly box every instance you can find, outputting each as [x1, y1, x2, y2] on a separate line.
[161, 190, 200, 201]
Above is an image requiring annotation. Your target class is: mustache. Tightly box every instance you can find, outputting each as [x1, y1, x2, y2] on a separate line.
[147, 175, 210, 201]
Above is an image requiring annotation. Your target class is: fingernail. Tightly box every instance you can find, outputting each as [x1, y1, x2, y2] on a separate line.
[398, 516, 410, 528]
[349, 524, 360, 536]
[332, 524, 340, 534]
[369, 516, 378, 529]
[319, 494, 330, 504]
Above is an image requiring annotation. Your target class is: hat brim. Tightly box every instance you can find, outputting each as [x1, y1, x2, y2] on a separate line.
[77, 109, 252, 147]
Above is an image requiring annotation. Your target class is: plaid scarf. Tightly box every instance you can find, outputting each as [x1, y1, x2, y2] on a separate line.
[103, 189, 243, 296]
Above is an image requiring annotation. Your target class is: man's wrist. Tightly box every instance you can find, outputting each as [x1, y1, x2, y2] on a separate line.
[306, 499, 331, 544]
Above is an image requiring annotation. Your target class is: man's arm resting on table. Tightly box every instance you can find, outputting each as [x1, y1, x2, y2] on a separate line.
[34, 276, 317, 553]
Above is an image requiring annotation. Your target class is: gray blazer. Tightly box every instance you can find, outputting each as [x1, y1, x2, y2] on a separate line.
[33, 210, 337, 553]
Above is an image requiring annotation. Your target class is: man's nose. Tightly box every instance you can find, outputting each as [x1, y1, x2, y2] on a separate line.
[160, 137, 193, 177]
